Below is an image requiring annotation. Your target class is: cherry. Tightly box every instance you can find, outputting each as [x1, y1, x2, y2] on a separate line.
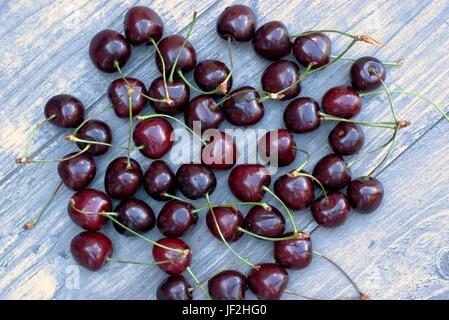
[244, 205, 285, 238]
[261, 60, 301, 101]
[176, 164, 217, 199]
[274, 233, 313, 269]
[75, 120, 112, 156]
[228, 164, 271, 202]
[156, 275, 192, 300]
[89, 30, 131, 73]
[328, 122, 364, 156]
[68, 189, 111, 231]
[155, 35, 197, 75]
[253, 21, 292, 60]
[216, 5, 256, 42]
[206, 206, 244, 242]
[70, 231, 113, 271]
[44, 95, 85, 128]
[322, 86, 361, 119]
[350, 56, 386, 91]
[274, 172, 314, 210]
[157, 201, 198, 238]
[124, 6, 163, 45]
[222, 86, 264, 126]
[311, 191, 350, 228]
[313, 154, 351, 190]
[133, 118, 174, 159]
[184, 95, 224, 133]
[104, 157, 143, 199]
[152, 238, 192, 275]
[201, 131, 238, 170]
[108, 78, 147, 118]
[259, 129, 296, 166]
[113, 198, 156, 235]
[58, 152, 96, 190]
[247, 263, 288, 300]
[148, 77, 190, 114]
[194, 59, 232, 95]
[208, 270, 246, 300]
[283, 97, 321, 133]
[347, 177, 384, 213]
[143, 160, 176, 201]
[293, 32, 331, 68]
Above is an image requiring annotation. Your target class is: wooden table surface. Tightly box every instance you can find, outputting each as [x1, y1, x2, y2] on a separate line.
[0, 0, 448, 300]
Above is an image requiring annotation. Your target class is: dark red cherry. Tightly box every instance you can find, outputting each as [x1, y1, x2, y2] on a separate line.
[201, 131, 238, 170]
[70, 231, 113, 271]
[328, 122, 365, 156]
[283, 97, 321, 133]
[157, 201, 198, 238]
[133, 118, 174, 159]
[222, 86, 264, 126]
[274, 172, 314, 210]
[322, 86, 361, 119]
[247, 263, 288, 300]
[347, 176, 384, 213]
[244, 205, 285, 238]
[311, 191, 350, 228]
[253, 21, 292, 60]
[104, 157, 143, 199]
[261, 60, 301, 100]
[216, 5, 256, 42]
[228, 164, 271, 202]
[89, 30, 131, 73]
[152, 238, 192, 275]
[44, 94, 85, 128]
[75, 120, 112, 156]
[156, 275, 192, 300]
[184, 95, 224, 133]
[68, 189, 111, 231]
[313, 154, 351, 190]
[58, 152, 96, 190]
[274, 233, 313, 269]
[259, 129, 296, 166]
[155, 35, 197, 75]
[206, 206, 244, 242]
[194, 60, 232, 95]
[208, 270, 246, 300]
[148, 77, 190, 114]
[350, 56, 386, 91]
[293, 32, 331, 68]
[113, 198, 155, 235]
[124, 6, 163, 45]
[176, 164, 217, 199]
[108, 78, 147, 118]
[143, 160, 176, 201]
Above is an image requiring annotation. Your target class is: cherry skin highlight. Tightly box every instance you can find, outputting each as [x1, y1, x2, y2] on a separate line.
[274, 233, 313, 269]
[156, 275, 192, 300]
[328, 122, 365, 156]
[148, 77, 190, 114]
[347, 176, 384, 213]
[184, 95, 224, 133]
[261, 60, 301, 101]
[222, 86, 264, 126]
[208, 270, 247, 300]
[152, 238, 192, 275]
[244, 205, 285, 238]
[113, 198, 156, 235]
[274, 171, 314, 210]
[44, 94, 85, 128]
[89, 30, 131, 73]
[228, 164, 271, 202]
[157, 201, 198, 238]
[259, 129, 296, 166]
[176, 164, 217, 200]
[322, 86, 362, 119]
[133, 118, 174, 159]
[104, 157, 143, 199]
[293, 32, 331, 68]
[216, 5, 256, 42]
[70, 231, 113, 271]
[283, 97, 321, 133]
[313, 153, 351, 190]
[155, 35, 197, 75]
[253, 21, 292, 60]
[247, 263, 289, 300]
[124, 6, 163, 45]
[68, 189, 111, 231]
[58, 152, 96, 190]
[143, 160, 176, 201]
[108, 77, 147, 118]
[350, 56, 386, 91]
[201, 131, 238, 170]
[206, 206, 244, 242]
[194, 59, 232, 95]
[75, 120, 112, 156]
[311, 191, 350, 228]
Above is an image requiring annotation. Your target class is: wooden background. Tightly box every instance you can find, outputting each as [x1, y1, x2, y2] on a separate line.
[0, 0, 448, 300]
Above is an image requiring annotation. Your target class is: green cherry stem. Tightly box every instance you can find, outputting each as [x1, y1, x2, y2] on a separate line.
[177, 70, 221, 95]
[261, 186, 298, 234]
[331, 55, 404, 67]
[106, 257, 181, 266]
[22, 114, 57, 160]
[126, 92, 133, 169]
[318, 112, 398, 129]
[192, 201, 270, 214]
[186, 266, 211, 299]
[289, 30, 384, 47]
[291, 147, 310, 173]
[161, 193, 192, 203]
[64, 135, 145, 150]
[292, 171, 330, 204]
[149, 37, 170, 100]
[113, 60, 132, 87]
[72, 104, 113, 135]
[237, 227, 296, 241]
[16, 145, 91, 165]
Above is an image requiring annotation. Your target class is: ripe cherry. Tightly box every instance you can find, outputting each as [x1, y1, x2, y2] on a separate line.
[68, 189, 111, 231]
[133, 118, 174, 159]
[156, 35, 197, 75]
[143, 160, 176, 201]
[152, 238, 192, 275]
[261, 60, 301, 101]
[244, 205, 285, 238]
[208, 270, 246, 300]
[247, 263, 289, 300]
[322, 86, 361, 119]
[89, 30, 131, 73]
[328, 122, 364, 156]
[104, 157, 143, 199]
[293, 32, 331, 68]
[259, 129, 296, 166]
[113, 198, 156, 235]
[194, 59, 232, 95]
[124, 6, 163, 45]
[274, 171, 314, 210]
[184, 95, 224, 133]
[148, 77, 190, 114]
[274, 233, 313, 269]
[70, 231, 113, 271]
[347, 176, 384, 213]
[206, 206, 244, 242]
[44, 95, 85, 128]
[58, 152, 96, 190]
[75, 120, 112, 156]
[313, 154, 351, 190]
[108, 78, 147, 118]
[228, 164, 271, 202]
[201, 131, 238, 170]
[157, 201, 198, 238]
[222, 86, 264, 126]
[216, 5, 256, 42]
[350, 56, 386, 91]
[156, 275, 192, 300]
[283, 97, 321, 133]
[253, 21, 292, 60]
[176, 164, 217, 199]
[311, 191, 350, 228]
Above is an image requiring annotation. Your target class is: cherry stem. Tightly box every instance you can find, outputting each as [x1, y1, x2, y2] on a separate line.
[113, 60, 132, 87]
[319, 111, 398, 129]
[261, 186, 298, 234]
[23, 180, 63, 230]
[186, 266, 211, 299]
[237, 227, 296, 242]
[168, 12, 197, 83]
[292, 147, 310, 173]
[22, 114, 57, 159]
[192, 201, 270, 214]
[72, 104, 113, 135]
[16, 145, 90, 164]
[64, 135, 144, 150]
[106, 257, 181, 266]
[177, 70, 222, 95]
[138, 91, 172, 103]
[126, 93, 133, 169]
[294, 172, 330, 204]
[284, 289, 321, 300]
[149, 37, 170, 100]
[161, 192, 191, 203]
[330, 55, 404, 67]
[289, 29, 383, 47]
[216, 88, 271, 106]
[205, 193, 255, 268]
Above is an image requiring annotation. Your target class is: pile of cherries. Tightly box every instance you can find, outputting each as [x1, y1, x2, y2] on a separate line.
[18, 4, 447, 300]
